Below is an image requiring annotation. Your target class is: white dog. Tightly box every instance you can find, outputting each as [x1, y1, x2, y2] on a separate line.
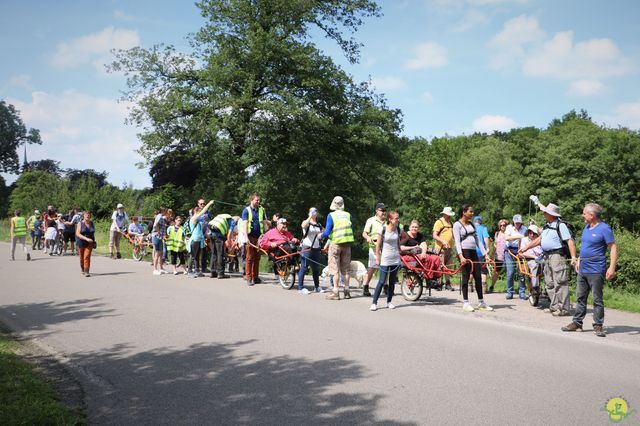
[321, 260, 367, 288]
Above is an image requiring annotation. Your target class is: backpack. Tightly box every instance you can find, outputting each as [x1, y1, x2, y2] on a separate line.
[543, 219, 576, 258]
[455, 221, 476, 242]
[435, 218, 452, 236]
[183, 219, 193, 238]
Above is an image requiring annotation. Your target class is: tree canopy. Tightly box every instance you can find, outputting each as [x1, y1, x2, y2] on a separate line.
[0, 100, 42, 173]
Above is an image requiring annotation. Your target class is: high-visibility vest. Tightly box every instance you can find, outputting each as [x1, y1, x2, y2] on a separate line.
[246, 206, 265, 235]
[209, 214, 232, 236]
[166, 225, 186, 252]
[27, 215, 37, 230]
[12, 216, 27, 237]
[329, 211, 354, 244]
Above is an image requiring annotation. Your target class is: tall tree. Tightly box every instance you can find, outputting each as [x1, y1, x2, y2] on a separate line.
[23, 159, 62, 176]
[0, 100, 42, 173]
[110, 0, 402, 226]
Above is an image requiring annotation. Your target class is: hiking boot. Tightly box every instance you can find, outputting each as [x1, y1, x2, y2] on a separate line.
[486, 286, 494, 294]
[561, 322, 583, 332]
[210, 271, 218, 278]
[343, 290, 351, 299]
[254, 277, 262, 284]
[26, 253, 31, 261]
[363, 285, 371, 297]
[325, 292, 340, 300]
[116, 252, 122, 259]
[593, 325, 606, 337]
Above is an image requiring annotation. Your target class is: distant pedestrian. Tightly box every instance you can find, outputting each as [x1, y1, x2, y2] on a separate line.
[562, 203, 617, 337]
[320, 196, 355, 300]
[504, 214, 526, 299]
[242, 193, 269, 286]
[489, 219, 508, 293]
[151, 207, 169, 275]
[109, 203, 129, 259]
[362, 203, 387, 296]
[166, 216, 188, 275]
[297, 207, 324, 294]
[75, 210, 95, 277]
[10, 209, 30, 261]
[187, 200, 214, 278]
[370, 211, 402, 311]
[432, 207, 455, 291]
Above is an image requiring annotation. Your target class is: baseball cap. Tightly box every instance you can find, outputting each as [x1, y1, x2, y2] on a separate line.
[512, 214, 523, 223]
[375, 203, 386, 210]
[117, 203, 124, 209]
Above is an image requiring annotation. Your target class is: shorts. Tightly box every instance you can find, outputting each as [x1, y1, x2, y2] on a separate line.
[63, 231, 75, 243]
[328, 243, 351, 277]
[478, 255, 488, 274]
[367, 248, 379, 269]
[152, 235, 164, 251]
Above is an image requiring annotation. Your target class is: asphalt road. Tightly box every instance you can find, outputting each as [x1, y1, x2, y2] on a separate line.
[1, 245, 639, 425]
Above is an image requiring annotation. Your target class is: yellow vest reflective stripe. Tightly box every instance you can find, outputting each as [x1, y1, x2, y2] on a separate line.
[210, 214, 232, 236]
[27, 215, 37, 230]
[12, 216, 27, 237]
[246, 207, 265, 234]
[166, 226, 186, 252]
[329, 211, 354, 244]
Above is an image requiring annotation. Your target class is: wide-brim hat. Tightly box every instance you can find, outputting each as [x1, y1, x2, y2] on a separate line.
[527, 224, 540, 235]
[541, 203, 562, 217]
[441, 206, 454, 216]
[117, 203, 124, 209]
[330, 196, 344, 211]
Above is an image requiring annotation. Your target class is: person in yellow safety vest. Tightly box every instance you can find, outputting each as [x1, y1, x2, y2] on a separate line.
[362, 202, 388, 296]
[10, 209, 31, 261]
[208, 214, 239, 279]
[166, 216, 188, 275]
[26, 209, 40, 246]
[241, 193, 270, 286]
[320, 196, 355, 300]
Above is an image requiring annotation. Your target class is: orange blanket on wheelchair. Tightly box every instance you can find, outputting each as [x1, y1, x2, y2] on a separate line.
[401, 254, 442, 279]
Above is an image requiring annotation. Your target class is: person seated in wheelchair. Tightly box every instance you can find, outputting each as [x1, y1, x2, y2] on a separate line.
[127, 216, 146, 245]
[399, 219, 442, 278]
[520, 224, 544, 296]
[259, 218, 300, 266]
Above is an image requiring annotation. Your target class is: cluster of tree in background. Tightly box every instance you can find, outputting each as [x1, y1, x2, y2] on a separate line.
[1, 1, 638, 291]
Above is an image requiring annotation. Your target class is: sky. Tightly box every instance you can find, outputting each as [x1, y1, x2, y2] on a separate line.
[2, 0, 639, 189]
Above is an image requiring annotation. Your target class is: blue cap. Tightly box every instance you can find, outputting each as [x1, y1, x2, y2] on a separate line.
[473, 216, 482, 223]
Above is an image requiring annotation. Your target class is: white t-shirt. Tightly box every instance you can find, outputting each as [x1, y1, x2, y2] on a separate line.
[111, 210, 129, 231]
[236, 218, 247, 244]
[301, 222, 322, 249]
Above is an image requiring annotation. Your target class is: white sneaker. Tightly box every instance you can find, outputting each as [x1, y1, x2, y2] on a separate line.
[463, 302, 475, 312]
[173, 271, 179, 275]
[387, 303, 396, 310]
[160, 269, 169, 274]
[298, 288, 311, 295]
[152, 270, 162, 276]
[370, 304, 377, 311]
[476, 302, 494, 311]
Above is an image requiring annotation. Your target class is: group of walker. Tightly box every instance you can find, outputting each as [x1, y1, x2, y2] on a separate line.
[9, 192, 617, 336]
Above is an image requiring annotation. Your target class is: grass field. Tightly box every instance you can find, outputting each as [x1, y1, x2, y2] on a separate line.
[0, 328, 84, 425]
[1, 219, 639, 313]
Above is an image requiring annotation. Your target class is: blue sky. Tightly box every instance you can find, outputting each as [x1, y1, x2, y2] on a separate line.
[2, 0, 639, 188]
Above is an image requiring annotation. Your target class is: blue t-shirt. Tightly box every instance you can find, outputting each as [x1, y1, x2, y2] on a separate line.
[475, 224, 489, 257]
[540, 220, 572, 252]
[33, 219, 43, 236]
[241, 207, 266, 238]
[579, 222, 615, 274]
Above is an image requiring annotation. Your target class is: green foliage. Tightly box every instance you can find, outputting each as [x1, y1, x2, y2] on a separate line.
[610, 228, 640, 295]
[0, 100, 42, 174]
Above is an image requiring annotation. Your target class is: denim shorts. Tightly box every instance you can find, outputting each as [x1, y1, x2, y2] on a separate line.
[152, 235, 164, 251]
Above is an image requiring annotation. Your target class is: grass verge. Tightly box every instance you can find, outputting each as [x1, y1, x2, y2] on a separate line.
[0, 328, 84, 425]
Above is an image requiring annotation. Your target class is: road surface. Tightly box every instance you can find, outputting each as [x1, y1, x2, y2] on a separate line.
[1, 245, 639, 425]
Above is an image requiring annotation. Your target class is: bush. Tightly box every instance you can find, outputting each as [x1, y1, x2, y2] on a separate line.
[610, 228, 640, 295]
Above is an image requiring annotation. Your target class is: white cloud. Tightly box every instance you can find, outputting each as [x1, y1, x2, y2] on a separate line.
[452, 9, 490, 32]
[404, 42, 448, 70]
[370, 76, 406, 91]
[0, 74, 34, 94]
[472, 115, 517, 132]
[7, 90, 150, 188]
[523, 31, 632, 79]
[114, 10, 136, 22]
[50, 27, 140, 75]
[599, 102, 640, 130]
[421, 91, 434, 104]
[489, 15, 544, 67]
[566, 79, 605, 96]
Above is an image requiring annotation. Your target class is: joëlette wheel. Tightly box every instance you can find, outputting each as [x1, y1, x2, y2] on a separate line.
[401, 272, 423, 301]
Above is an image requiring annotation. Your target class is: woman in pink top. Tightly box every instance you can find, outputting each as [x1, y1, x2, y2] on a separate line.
[489, 219, 508, 293]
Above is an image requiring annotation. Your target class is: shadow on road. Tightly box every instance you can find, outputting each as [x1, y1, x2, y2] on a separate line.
[90, 272, 135, 277]
[602, 325, 640, 335]
[73, 340, 413, 425]
[395, 297, 458, 308]
[0, 299, 118, 336]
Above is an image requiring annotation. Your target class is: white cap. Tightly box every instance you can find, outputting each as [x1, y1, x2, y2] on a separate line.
[117, 203, 124, 209]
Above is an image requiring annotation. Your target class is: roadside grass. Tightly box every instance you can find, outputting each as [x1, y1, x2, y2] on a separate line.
[0, 329, 84, 425]
[2, 219, 639, 313]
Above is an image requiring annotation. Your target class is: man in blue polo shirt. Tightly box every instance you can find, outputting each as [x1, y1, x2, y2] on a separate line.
[473, 216, 490, 294]
[562, 203, 617, 337]
[520, 198, 576, 316]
